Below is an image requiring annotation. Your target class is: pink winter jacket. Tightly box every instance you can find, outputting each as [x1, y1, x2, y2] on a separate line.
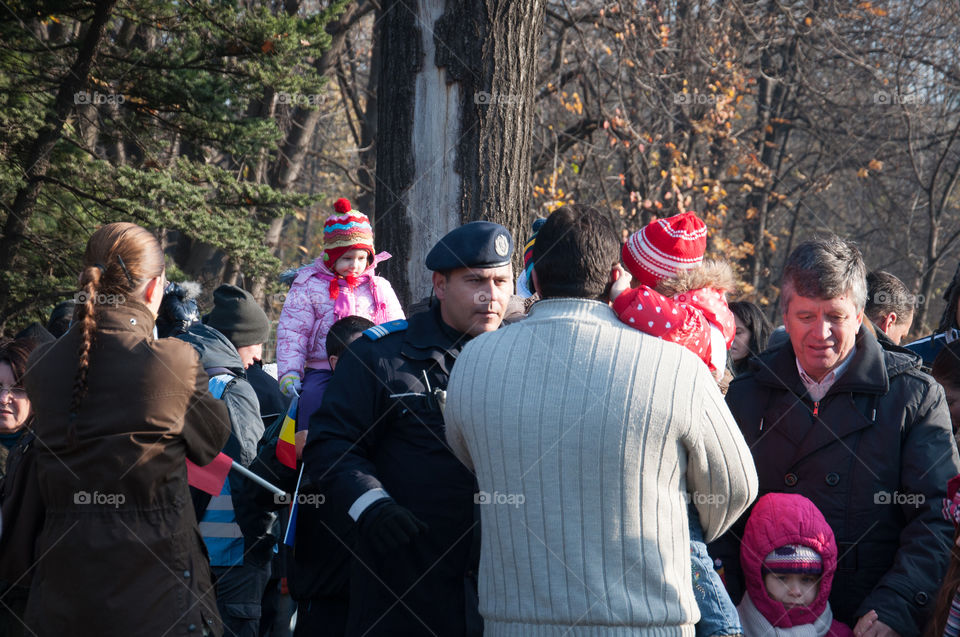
[276, 253, 404, 379]
[740, 492, 854, 637]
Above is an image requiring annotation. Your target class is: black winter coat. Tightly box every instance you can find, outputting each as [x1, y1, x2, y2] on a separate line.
[714, 327, 960, 636]
[303, 305, 482, 637]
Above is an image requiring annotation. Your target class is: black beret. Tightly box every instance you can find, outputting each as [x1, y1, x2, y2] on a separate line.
[204, 284, 270, 348]
[425, 221, 514, 272]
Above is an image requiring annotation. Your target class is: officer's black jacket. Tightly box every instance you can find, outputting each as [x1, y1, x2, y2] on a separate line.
[302, 304, 482, 635]
[304, 304, 475, 525]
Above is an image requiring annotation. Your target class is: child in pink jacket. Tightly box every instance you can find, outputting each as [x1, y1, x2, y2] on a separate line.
[276, 198, 404, 450]
[739, 492, 853, 637]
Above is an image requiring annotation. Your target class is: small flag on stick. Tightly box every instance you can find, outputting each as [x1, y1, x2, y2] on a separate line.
[187, 453, 287, 497]
[276, 395, 299, 469]
[186, 452, 233, 496]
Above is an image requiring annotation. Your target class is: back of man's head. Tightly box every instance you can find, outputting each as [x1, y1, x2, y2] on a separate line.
[531, 205, 620, 300]
[780, 236, 867, 313]
[326, 315, 375, 361]
[865, 271, 915, 326]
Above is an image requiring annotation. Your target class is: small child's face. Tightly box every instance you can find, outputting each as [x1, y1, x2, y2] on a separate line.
[335, 249, 369, 277]
[763, 572, 819, 609]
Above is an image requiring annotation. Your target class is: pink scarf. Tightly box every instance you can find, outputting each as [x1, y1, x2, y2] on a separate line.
[316, 252, 391, 324]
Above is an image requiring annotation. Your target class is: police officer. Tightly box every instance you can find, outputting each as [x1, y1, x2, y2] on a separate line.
[303, 221, 515, 636]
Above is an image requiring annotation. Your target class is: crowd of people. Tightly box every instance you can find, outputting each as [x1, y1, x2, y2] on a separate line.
[2, 200, 960, 637]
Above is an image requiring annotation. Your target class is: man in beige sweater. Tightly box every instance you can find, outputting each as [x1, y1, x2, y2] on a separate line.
[444, 205, 758, 636]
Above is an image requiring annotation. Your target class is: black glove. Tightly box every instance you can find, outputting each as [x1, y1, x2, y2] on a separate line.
[357, 498, 428, 554]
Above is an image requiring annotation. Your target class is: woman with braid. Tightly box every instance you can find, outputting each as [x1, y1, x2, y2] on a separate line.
[19, 222, 232, 636]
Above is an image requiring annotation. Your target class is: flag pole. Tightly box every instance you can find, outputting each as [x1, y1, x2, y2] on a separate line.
[283, 464, 305, 547]
[230, 461, 286, 497]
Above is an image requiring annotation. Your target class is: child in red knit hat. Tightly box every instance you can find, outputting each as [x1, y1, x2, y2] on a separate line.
[611, 211, 736, 381]
[276, 198, 404, 455]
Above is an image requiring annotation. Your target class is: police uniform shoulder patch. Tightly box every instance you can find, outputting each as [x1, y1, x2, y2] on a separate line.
[363, 319, 409, 341]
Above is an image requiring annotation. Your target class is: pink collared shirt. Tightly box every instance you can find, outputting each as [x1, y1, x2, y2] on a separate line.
[796, 345, 857, 402]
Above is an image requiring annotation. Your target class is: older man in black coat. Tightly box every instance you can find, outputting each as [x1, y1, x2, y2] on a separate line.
[714, 237, 960, 637]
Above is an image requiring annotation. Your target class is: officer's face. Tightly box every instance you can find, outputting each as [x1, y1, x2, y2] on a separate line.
[434, 265, 513, 336]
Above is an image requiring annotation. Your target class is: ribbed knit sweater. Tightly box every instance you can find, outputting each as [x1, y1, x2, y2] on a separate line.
[444, 298, 758, 636]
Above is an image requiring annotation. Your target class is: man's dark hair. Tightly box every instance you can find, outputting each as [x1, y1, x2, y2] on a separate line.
[531, 205, 620, 300]
[865, 271, 915, 326]
[326, 315, 375, 359]
[780, 236, 867, 313]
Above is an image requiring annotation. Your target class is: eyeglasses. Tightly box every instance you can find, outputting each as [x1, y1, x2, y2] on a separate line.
[0, 385, 27, 400]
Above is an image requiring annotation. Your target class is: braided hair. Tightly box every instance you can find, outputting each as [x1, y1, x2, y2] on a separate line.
[70, 223, 164, 444]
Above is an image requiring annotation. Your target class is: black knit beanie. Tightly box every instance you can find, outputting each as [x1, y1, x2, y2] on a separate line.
[204, 284, 270, 348]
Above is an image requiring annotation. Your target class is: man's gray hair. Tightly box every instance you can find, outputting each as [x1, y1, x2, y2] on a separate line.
[780, 236, 868, 313]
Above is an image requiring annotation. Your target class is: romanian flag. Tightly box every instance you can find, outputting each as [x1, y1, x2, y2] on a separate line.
[276, 395, 298, 469]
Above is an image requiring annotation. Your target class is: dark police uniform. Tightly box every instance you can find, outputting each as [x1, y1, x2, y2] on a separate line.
[304, 221, 513, 636]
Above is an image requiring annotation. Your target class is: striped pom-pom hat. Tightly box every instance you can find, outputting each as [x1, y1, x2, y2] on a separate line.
[621, 211, 707, 289]
[323, 198, 375, 266]
[761, 544, 823, 576]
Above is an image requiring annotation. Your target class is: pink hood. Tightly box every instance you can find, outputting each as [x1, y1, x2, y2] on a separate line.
[740, 492, 838, 627]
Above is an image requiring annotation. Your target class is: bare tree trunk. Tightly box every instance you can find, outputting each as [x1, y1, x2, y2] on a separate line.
[0, 0, 118, 319]
[375, 0, 546, 307]
[355, 13, 382, 219]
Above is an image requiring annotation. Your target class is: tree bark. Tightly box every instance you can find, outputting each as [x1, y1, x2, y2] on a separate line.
[0, 0, 118, 317]
[375, 0, 546, 308]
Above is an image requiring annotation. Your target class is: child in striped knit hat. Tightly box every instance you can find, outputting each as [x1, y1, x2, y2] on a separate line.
[610, 211, 737, 382]
[276, 198, 404, 455]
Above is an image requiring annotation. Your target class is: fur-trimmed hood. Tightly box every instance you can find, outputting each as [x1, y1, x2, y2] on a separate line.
[657, 259, 736, 297]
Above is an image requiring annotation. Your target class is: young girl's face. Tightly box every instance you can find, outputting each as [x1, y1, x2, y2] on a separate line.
[763, 572, 819, 609]
[335, 249, 369, 277]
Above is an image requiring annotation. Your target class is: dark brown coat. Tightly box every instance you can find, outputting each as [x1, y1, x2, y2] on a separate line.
[21, 300, 231, 636]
